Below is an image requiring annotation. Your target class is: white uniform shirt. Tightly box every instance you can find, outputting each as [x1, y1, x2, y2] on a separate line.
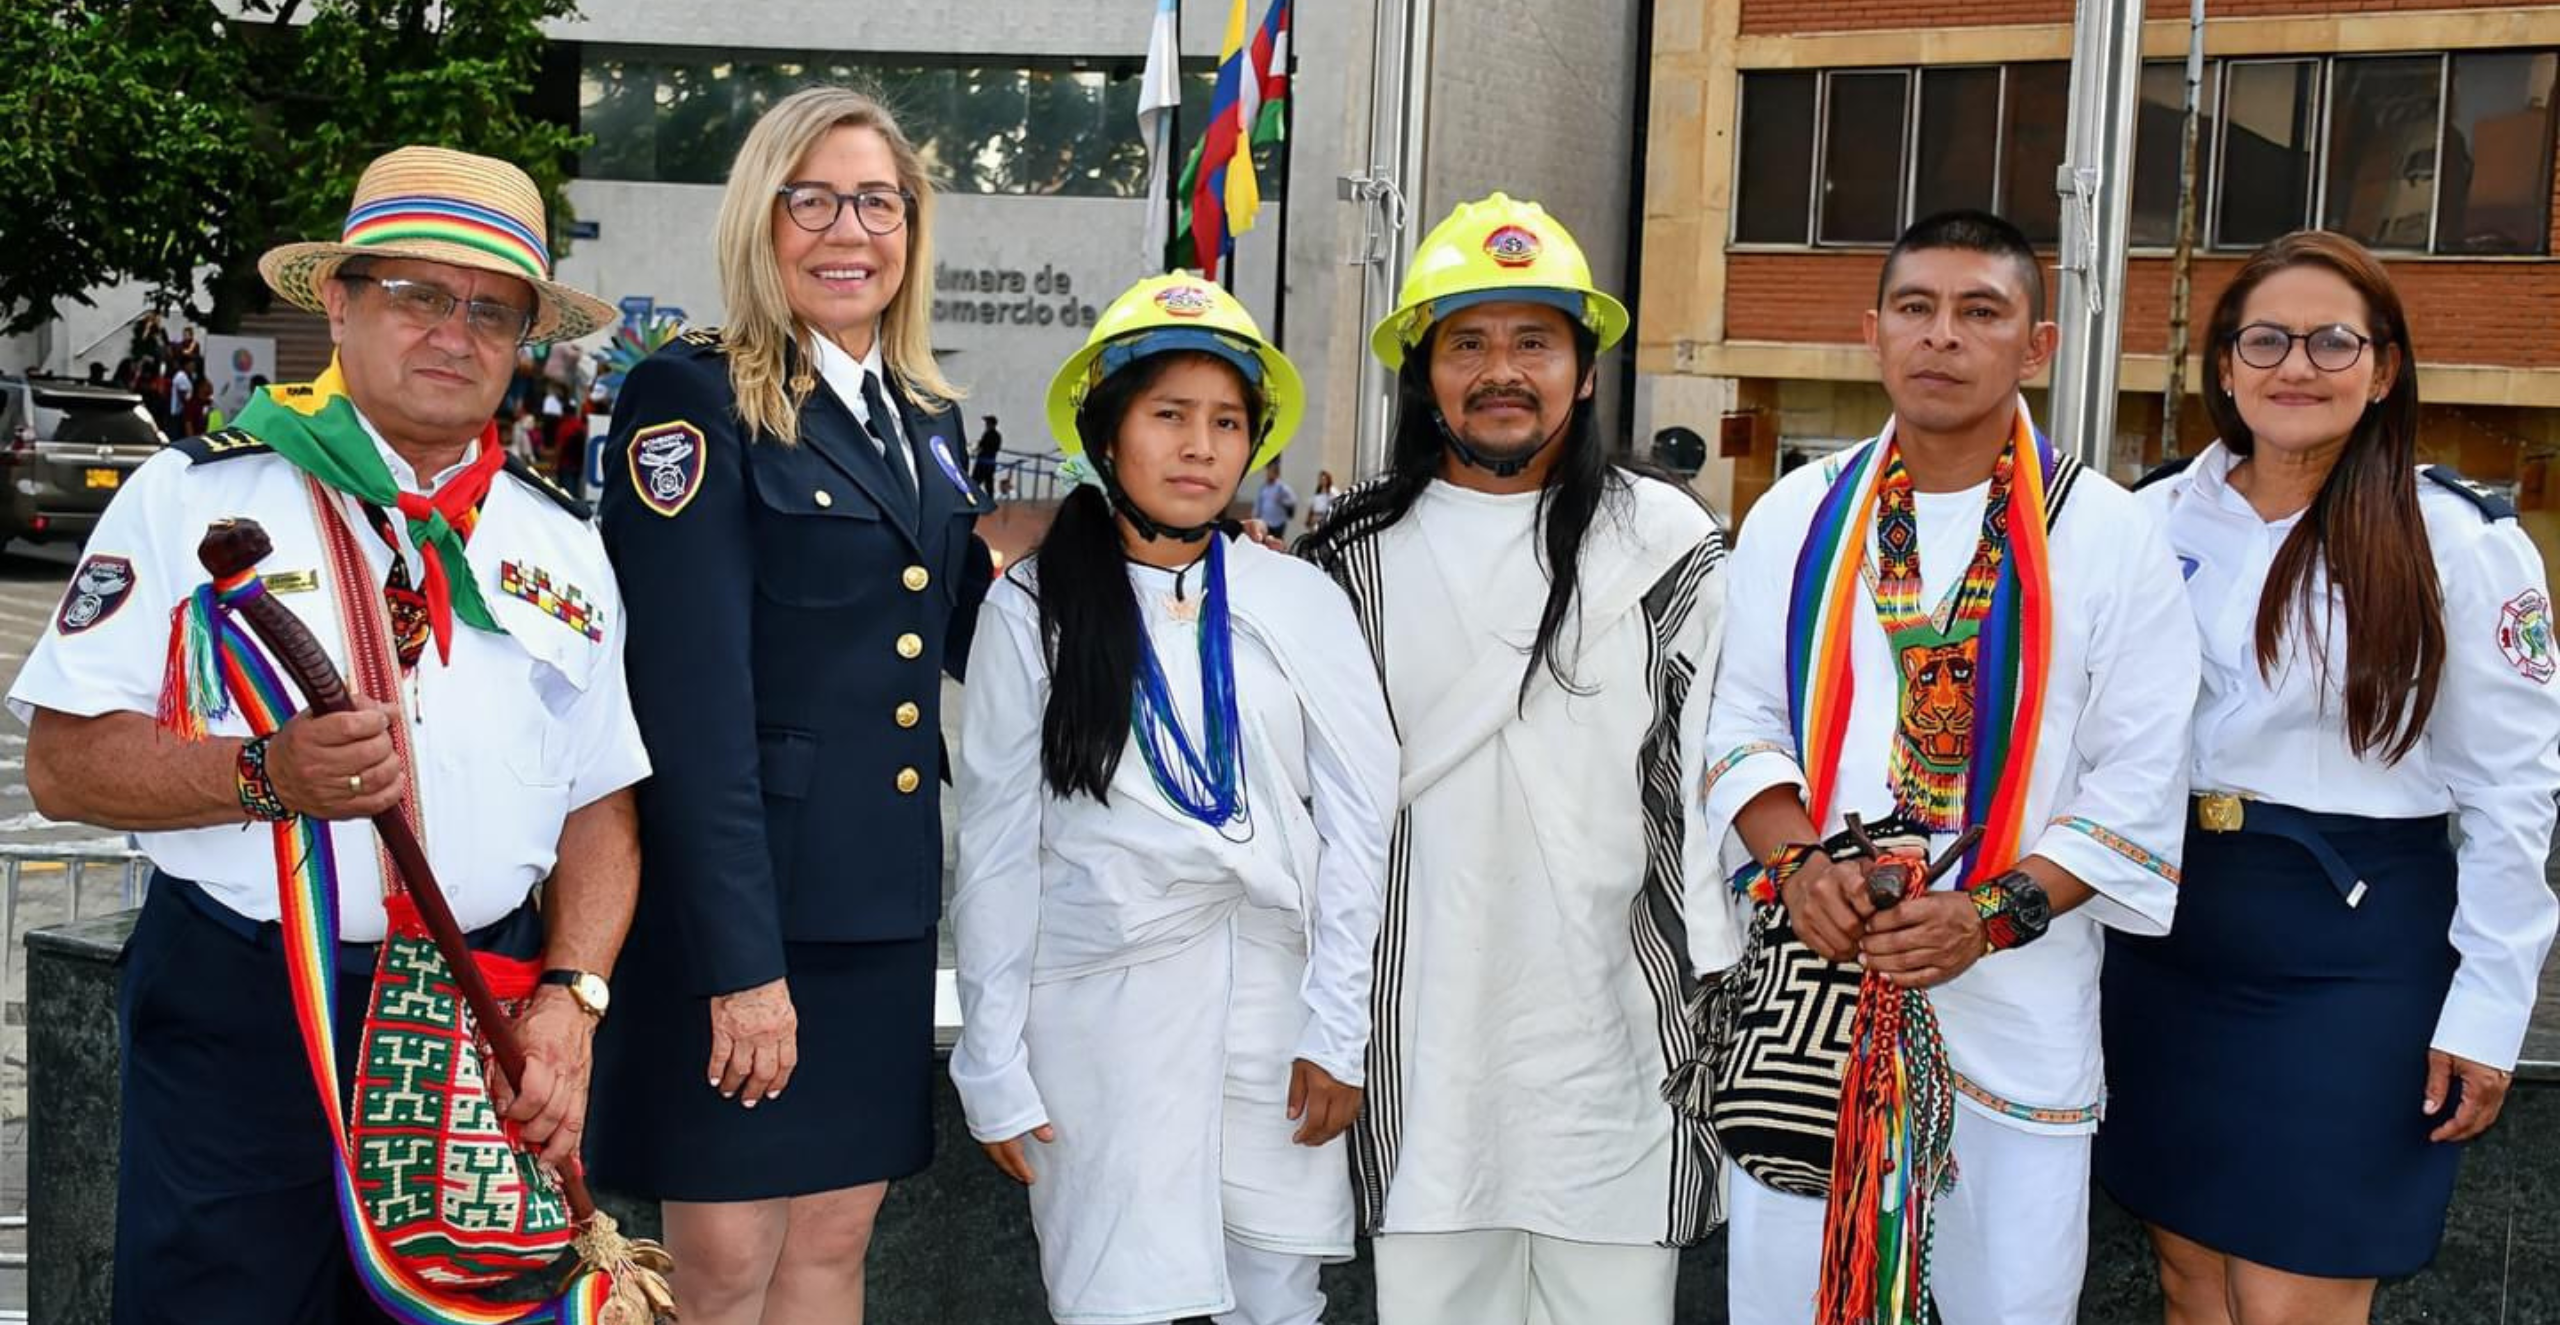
[8, 420, 650, 939]
[1702, 442, 2201, 1128]
[807, 331, 920, 488]
[2145, 442, 2560, 1070]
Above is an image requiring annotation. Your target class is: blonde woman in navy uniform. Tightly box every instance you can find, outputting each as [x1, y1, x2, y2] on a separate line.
[2099, 232, 2560, 1325]
[586, 86, 992, 1325]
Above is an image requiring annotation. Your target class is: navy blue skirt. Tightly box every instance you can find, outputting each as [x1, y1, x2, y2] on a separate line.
[2096, 801, 2463, 1278]
[585, 928, 938, 1203]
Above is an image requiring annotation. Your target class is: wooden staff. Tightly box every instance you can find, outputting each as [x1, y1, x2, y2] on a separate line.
[197, 517, 673, 1320]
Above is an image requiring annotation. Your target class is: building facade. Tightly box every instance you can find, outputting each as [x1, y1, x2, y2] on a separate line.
[1638, 0, 2560, 560]
[9, 0, 1654, 505]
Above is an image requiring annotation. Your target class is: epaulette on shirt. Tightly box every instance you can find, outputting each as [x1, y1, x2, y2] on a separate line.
[2133, 454, 2195, 491]
[673, 326, 727, 353]
[171, 427, 272, 464]
[2422, 465, 2516, 522]
[503, 454, 593, 521]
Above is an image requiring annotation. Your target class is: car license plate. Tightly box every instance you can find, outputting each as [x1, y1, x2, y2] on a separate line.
[84, 467, 119, 490]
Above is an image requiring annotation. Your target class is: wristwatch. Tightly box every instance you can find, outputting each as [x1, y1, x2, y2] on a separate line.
[1969, 870, 2053, 953]
[538, 968, 611, 1019]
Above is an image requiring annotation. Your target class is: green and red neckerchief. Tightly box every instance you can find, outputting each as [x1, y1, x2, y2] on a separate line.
[232, 359, 508, 664]
[1781, 400, 2060, 1325]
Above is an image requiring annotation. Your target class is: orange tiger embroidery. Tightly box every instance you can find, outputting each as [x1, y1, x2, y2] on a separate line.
[1897, 636, 1977, 765]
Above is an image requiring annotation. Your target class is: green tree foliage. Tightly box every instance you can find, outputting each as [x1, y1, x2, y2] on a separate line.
[0, 0, 585, 335]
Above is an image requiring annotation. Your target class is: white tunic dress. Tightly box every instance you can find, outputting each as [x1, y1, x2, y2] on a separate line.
[950, 537, 1398, 1325]
[1317, 474, 1737, 1247]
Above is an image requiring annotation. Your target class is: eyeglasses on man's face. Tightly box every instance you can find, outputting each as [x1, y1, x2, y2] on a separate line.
[775, 183, 916, 236]
[2229, 322, 2373, 374]
[340, 273, 534, 347]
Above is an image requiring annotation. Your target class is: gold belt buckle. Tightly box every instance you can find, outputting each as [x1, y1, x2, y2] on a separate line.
[2197, 792, 2246, 833]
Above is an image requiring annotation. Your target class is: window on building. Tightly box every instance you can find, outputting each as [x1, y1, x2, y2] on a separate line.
[2216, 59, 2320, 248]
[1999, 62, 2070, 245]
[1727, 47, 2554, 256]
[1818, 70, 1910, 244]
[2322, 56, 2444, 250]
[2437, 51, 2557, 255]
[1734, 71, 1817, 244]
[2130, 60, 2220, 247]
[1914, 66, 2002, 219]
[575, 47, 1231, 199]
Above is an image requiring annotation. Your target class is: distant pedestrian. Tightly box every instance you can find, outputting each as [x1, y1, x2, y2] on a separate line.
[1309, 468, 1338, 529]
[971, 414, 1003, 495]
[1252, 461, 1296, 538]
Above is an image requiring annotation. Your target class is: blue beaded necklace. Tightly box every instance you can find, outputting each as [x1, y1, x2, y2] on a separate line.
[1130, 534, 1247, 828]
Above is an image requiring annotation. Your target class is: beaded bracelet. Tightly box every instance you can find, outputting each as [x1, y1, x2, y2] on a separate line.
[1733, 841, 1822, 905]
[236, 735, 292, 823]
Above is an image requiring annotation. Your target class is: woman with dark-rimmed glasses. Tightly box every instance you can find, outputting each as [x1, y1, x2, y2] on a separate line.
[586, 86, 992, 1324]
[2099, 230, 2560, 1325]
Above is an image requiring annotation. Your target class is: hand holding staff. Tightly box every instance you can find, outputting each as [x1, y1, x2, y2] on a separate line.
[196, 518, 675, 1322]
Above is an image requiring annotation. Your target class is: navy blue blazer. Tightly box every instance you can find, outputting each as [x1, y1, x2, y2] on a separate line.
[600, 331, 992, 996]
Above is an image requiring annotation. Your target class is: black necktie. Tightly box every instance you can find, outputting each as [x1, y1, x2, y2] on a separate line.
[858, 370, 920, 511]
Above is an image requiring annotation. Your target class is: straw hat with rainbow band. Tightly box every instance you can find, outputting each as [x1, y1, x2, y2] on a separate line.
[1368, 192, 1630, 371]
[1047, 274, 1304, 474]
[259, 145, 615, 343]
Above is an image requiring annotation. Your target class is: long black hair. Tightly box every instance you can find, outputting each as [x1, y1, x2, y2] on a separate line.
[1032, 350, 1266, 801]
[1302, 321, 1688, 705]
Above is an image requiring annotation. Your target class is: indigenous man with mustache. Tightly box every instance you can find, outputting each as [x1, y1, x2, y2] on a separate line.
[11, 146, 645, 1323]
[1698, 209, 2199, 1325]
[1300, 194, 1737, 1325]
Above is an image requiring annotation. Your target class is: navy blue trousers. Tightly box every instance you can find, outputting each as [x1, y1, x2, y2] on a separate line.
[113, 876, 539, 1325]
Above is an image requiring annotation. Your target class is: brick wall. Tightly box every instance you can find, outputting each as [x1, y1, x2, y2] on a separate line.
[1724, 250, 2560, 367]
[1739, 0, 2535, 37]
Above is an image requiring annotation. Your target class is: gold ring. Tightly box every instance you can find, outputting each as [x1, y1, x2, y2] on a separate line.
[349, 773, 363, 792]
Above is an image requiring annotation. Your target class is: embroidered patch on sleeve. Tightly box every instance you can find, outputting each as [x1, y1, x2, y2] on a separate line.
[628, 421, 706, 518]
[2499, 589, 2554, 684]
[56, 554, 136, 634]
[499, 561, 605, 643]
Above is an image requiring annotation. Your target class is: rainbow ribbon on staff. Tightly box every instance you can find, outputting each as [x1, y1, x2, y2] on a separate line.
[158, 568, 613, 1325]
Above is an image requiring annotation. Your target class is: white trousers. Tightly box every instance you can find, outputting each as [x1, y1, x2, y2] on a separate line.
[1372, 1229, 1680, 1325]
[1726, 1106, 2091, 1325]
[1119, 1238, 1326, 1325]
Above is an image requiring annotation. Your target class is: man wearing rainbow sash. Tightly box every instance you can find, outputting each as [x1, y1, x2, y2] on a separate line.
[1698, 211, 2199, 1325]
[11, 147, 649, 1324]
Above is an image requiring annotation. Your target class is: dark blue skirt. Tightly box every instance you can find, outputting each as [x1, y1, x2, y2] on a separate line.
[585, 927, 938, 1203]
[2096, 800, 2463, 1278]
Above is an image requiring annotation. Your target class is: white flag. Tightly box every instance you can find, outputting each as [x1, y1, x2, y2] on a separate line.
[1138, 0, 1183, 265]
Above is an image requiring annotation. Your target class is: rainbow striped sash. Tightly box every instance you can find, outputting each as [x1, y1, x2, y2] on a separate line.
[1785, 403, 2059, 881]
[160, 569, 612, 1324]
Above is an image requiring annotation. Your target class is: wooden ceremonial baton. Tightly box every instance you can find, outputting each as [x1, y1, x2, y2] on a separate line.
[196, 517, 605, 1224]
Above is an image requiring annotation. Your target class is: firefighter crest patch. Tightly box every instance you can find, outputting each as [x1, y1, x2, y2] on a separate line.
[629, 421, 706, 518]
[2500, 589, 2555, 684]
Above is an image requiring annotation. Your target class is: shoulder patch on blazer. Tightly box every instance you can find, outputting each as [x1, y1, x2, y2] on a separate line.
[629, 421, 707, 518]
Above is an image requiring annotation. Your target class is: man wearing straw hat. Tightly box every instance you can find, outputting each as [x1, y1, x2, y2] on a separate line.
[12, 145, 650, 1324]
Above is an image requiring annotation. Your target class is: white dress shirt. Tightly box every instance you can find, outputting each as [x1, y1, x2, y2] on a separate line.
[9, 417, 651, 938]
[807, 329, 919, 488]
[2144, 442, 2560, 1070]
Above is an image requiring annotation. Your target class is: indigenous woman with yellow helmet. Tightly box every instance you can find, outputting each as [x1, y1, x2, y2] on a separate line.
[950, 273, 1398, 1325]
[1300, 195, 1733, 1325]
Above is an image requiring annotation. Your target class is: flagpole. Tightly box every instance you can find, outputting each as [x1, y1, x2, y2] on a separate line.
[1270, 38, 1296, 354]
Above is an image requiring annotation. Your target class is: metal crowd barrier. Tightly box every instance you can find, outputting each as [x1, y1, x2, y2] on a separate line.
[0, 841, 146, 1306]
